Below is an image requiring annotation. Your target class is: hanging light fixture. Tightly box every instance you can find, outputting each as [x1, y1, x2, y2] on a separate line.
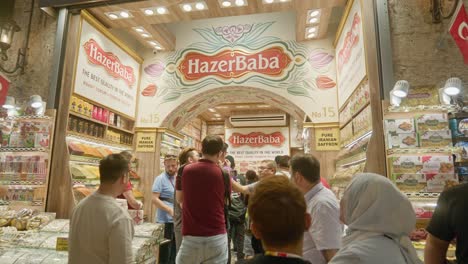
[2, 96, 14, 109]
[29, 95, 43, 108]
[391, 80, 410, 98]
[0, 0, 34, 74]
[443, 77, 463, 96]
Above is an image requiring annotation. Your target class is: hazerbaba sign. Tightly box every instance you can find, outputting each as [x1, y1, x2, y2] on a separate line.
[228, 132, 285, 147]
[225, 127, 290, 173]
[177, 46, 293, 81]
[73, 16, 141, 118]
[83, 39, 136, 87]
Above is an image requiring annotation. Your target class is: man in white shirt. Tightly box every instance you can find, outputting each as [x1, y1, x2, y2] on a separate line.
[69, 154, 134, 264]
[290, 154, 342, 264]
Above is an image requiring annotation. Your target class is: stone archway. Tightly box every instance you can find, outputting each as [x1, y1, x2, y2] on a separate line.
[160, 86, 306, 131]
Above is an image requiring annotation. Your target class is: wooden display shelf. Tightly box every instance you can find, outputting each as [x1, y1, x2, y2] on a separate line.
[449, 112, 468, 119]
[67, 131, 133, 149]
[161, 140, 182, 148]
[452, 137, 468, 142]
[69, 111, 108, 126]
[340, 102, 371, 129]
[386, 147, 459, 156]
[4, 115, 52, 120]
[0, 147, 48, 152]
[108, 124, 134, 134]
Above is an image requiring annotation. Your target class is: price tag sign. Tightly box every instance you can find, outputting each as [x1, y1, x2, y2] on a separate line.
[136, 132, 156, 152]
[56, 237, 69, 251]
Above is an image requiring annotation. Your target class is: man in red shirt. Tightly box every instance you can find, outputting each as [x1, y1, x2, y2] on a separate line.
[175, 136, 229, 264]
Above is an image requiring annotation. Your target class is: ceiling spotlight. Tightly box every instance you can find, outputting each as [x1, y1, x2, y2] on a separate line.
[157, 7, 167, 14]
[141, 33, 150, 38]
[30, 95, 43, 109]
[235, 0, 245, 6]
[308, 27, 317, 33]
[279, 0, 288, 2]
[148, 41, 157, 46]
[309, 10, 320, 17]
[2, 96, 15, 109]
[135, 28, 144, 32]
[183, 4, 192, 12]
[120, 11, 130, 18]
[264, 0, 274, 3]
[208, 108, 216, 112]
[195, 2, 205, 10]
[144, 9, 154, 15]
[309, 17, 319, 24]
[108, 13, 118, 19]
[307, 33, 316, 39]
[155, 45, 163, 50]
[443, 77, 463, 96]
[222, 1, 232, 7]
[391, 80, 410, 98]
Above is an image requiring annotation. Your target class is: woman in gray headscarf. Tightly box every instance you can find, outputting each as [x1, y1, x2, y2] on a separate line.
[329, 173, 422, 264]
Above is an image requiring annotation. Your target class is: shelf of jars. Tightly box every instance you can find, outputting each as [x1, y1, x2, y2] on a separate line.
[0, 110, 56, 211]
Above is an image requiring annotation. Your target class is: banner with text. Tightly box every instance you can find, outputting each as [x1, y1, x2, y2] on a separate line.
[225, 127, 290, 174]
[135, 132, 156, 152]
[73, 18, 141, 118]
[315, 127, 340, 151]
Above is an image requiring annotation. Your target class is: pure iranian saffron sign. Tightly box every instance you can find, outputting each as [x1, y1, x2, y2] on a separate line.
[228, 132, 285, 147]
[177, 47, 292, 81]
[83, 38, 136, 87]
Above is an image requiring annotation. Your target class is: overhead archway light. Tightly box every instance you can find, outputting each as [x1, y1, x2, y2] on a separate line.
[391, 80, 410, 98]
[105, 10, 133, 20]
[443, 77, 463, 96]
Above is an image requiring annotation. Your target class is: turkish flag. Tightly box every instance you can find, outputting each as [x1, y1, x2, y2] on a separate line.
[449, 1, 468, 64]
[0, 73, 10, 106]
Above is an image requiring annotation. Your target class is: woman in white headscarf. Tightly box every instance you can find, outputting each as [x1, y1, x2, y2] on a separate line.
[329, 173, 422, 264]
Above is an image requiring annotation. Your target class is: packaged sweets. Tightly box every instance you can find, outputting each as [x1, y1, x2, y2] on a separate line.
[392, 174, 426, 192]
[390, 156, 423, 174]
[421, 155, 454, 174]
[417, 114, 449, 131]
[385, 119, 416, 134]
[426, 173, 459, 192]
[419, 130, 452, 148]
[387, 133, 418, 148]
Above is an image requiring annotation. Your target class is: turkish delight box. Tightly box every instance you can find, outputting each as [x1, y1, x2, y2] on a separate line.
[392, 174, 427, 193]
[421, 155, 454, 174]
[390, 156, 423, 174]
[387, 132, 419, 149]
[385, 119, 416, 134]
[416, 113, 449, 131]
[425, 173, 459, 192]
[419, 130, 452, 148]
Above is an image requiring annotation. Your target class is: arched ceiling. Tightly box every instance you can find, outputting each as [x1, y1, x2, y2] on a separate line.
[162, 86, 306, 130]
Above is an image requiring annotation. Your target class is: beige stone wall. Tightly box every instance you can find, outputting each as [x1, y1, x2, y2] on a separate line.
[2, 0, 57, 102]
[389, 0, 468, 87]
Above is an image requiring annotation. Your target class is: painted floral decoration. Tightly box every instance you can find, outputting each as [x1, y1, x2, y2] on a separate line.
[214, 24, 253, 43]
[144, 61, 165, 77]
[308, 49, 334, 70]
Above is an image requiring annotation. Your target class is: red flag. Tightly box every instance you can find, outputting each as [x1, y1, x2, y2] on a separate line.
[449, 1, 468, 64]
[0, 73, 10, 106]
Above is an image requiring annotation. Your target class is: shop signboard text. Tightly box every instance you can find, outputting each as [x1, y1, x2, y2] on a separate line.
[315, 127, 340, 151]
[226, 127, 289, 173]
[177, 46, 292, 82]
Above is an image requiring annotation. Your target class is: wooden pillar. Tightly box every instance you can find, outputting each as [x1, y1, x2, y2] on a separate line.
[361, 1, 386, 175]
[309, 127, 339, 180]
[47, 14, 80, 218]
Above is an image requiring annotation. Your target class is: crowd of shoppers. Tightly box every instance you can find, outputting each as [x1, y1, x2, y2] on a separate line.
[68, 134, 467, 264]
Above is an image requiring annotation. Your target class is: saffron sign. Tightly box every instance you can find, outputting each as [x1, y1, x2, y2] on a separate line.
[449, 1, 468, 64]
[177, 47, 292, 81]
[226, 127, 290, 174]
[315, 127, 340, 151]
[73, 17, 141, 118]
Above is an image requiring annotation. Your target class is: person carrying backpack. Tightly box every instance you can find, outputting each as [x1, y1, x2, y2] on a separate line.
[224, 155, 247, 263]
